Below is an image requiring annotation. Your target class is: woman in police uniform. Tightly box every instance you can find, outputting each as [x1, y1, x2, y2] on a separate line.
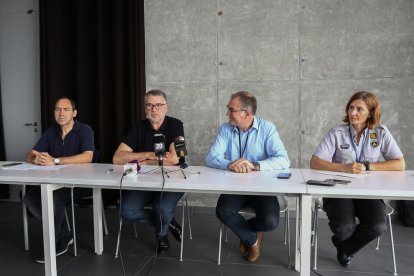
[310, 91, 405, 268]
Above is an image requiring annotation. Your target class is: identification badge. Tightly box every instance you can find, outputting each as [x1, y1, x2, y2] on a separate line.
[370, 133, 377, 139]
[370, 140, 379, 148]
[340, 144, 350, 149]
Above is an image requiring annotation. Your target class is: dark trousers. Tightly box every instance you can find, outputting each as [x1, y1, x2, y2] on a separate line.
[216, 194, 280, 246]
[120, 190, 184, 236]
[323, 198, 387, 256]
[23, 187, 90, 242]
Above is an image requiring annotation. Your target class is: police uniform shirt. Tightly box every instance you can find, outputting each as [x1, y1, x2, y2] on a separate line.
[122, 116, 184, 153]
[313, 124, 403, 164]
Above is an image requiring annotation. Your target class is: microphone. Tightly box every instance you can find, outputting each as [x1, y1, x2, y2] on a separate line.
[174, 136, 188, 169]
[153, 133, 166, 166]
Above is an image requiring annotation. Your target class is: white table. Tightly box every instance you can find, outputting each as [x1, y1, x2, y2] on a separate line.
[43, 164, 309, 275]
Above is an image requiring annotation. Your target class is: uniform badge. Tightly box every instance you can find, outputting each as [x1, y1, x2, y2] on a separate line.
[370, 133, 377, 139]
[370, 140, 379, 148]
[340, 144, 350, 149]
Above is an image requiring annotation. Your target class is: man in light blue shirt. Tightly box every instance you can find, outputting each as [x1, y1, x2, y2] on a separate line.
[205, 91, 290, 263]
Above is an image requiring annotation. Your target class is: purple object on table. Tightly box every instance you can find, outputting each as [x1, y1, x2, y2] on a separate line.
[128, 160, 141, 172]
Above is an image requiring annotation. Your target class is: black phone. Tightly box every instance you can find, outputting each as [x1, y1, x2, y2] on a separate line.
[325, 179, 351, 184]
[306, 179, 335, 186]
[2, 162, 22, 167]
[277, 172, 291, 179]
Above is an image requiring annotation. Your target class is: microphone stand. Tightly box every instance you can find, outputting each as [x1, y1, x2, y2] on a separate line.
[140, 155, 175, 178]
[166, 163, 201, 179]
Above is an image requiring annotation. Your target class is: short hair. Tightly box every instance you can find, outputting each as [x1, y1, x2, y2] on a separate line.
[145, 89, 167, 103]
[56, 97, 77, 111]
[230, 91, 257, 115]
[343, 91, 381, 129]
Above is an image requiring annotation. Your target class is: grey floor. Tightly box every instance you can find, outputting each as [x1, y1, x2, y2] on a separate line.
[1, 201, 414, 276]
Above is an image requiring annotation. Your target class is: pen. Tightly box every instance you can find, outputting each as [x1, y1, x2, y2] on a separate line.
[106, 168, 114, 174]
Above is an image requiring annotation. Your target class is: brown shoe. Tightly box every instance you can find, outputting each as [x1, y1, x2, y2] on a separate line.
[239, 240, 248, 254]
[246, 232, 263, 263]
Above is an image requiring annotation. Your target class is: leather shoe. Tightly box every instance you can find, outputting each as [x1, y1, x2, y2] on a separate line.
[168, 218, 182, 242]
[336, 250, 351, 268]
[156, 235, 169, 254]
[246, 232, 263, 263]
[239, 240, 248, 254]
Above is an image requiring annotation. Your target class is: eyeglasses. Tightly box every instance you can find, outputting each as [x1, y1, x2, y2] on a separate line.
[227, 107, 247, 114]
[144, 103, 166, 110]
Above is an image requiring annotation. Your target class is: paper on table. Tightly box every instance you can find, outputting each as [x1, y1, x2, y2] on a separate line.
[316, 171, 367, 178]
[224, 171, 259, 177]
[2, 163, 36, 170]
[28, 165, 68, 171]
[2, 163, 68, 171]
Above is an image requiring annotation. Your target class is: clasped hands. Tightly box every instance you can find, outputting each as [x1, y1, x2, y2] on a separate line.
[228, 158, 255, 173]
[343, 162, 366, 174]
[34, 152, 55, 166]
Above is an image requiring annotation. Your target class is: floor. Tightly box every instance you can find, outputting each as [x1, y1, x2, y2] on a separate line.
[0, 201, 414, 276]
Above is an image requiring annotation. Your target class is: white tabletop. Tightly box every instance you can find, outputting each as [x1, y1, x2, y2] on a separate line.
[302, 168, 414, 199]
[0, 162, 79, 185]
[42, 164, 308, 195]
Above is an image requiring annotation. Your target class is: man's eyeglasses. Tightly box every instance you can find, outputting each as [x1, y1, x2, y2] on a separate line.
[144, 103, 166, 110]
[227, 107, 247, 114]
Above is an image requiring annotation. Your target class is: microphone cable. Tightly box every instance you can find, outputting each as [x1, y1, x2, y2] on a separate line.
[117, 171, 130, 276]
[143, 165, 166, 276]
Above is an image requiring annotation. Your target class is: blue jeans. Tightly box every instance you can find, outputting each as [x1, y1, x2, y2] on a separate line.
[120, 190, 184, 236]
[216, 194, 280, 246]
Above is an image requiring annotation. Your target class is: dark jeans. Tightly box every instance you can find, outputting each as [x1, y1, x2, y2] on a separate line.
[23, 187, 91, 242]
[120, 190, 184, 236]
[324, 198, 387, 256]
[216, 194, 280, 246]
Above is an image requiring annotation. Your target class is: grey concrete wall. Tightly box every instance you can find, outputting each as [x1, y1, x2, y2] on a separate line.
[145, 0, 414, 206]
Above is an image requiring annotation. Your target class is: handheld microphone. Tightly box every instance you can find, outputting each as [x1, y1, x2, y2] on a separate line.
[153, 133, 166, 166]
[174, 136, 188, 169]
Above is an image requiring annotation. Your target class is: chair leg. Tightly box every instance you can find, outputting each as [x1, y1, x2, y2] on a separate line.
[133, 224, 138, 238]
[375, 237, 380, 250]
[115, 218, 123, 258]
[284, 210, 288, 245]
[185, 198, 193, 240]
[71, 188, 77, 256]
[102, 204, 108, 236]
[218, 222, 223, 265]
[180, 197, 185, 261]
[65, 209, 71, 232]
[22, 185, 29, 251]
[388, 214, 398, 275]
[287, 207, 291, 269]
[313, 202, 320, 270]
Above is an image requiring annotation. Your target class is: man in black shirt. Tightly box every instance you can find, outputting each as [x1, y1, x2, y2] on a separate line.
[113, 90, 184, 254]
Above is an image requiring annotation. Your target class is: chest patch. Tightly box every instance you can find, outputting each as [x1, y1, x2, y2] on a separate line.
[340, 144, 350, 149]
[370, 140, 379, 148]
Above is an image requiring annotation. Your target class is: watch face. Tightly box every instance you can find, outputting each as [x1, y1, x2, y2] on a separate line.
[54, 158, 60, 164]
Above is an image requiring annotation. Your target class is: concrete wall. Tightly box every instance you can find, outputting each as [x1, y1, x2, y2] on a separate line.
[145, 0, 414, 206]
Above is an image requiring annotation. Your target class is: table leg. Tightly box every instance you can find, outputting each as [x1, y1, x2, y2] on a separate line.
[299, 194, 312, 276]
[41, 184, 58, 276]
[93, 188, 103, 255]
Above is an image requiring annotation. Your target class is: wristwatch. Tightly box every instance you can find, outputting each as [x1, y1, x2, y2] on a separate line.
[54, 158, 60, 165]
[364, 161, 370, 171]
[252, 161, 260, 171]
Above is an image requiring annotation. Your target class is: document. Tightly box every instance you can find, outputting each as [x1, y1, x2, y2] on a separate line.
[316, 171, 367, 178]
[2, 163, 67, 171]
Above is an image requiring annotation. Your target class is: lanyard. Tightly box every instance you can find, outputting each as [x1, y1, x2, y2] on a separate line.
[238, 128, 250, 158]
[348, 126, 367, 162]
